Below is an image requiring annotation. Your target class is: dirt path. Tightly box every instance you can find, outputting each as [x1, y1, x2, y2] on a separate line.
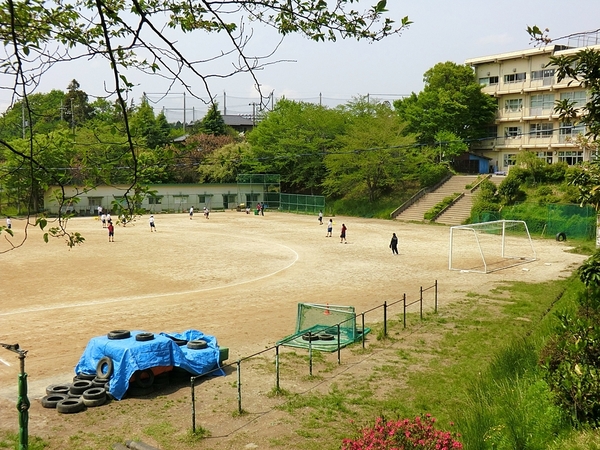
[0, 211, 585, 447]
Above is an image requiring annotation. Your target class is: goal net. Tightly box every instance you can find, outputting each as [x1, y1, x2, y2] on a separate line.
[449, 220, 537, 273]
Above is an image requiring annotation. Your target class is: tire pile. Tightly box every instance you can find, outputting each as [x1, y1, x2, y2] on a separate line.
[40, 329, 209, 413]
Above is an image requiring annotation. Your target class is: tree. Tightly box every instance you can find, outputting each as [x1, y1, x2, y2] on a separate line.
[323, 98, 413, 202]
[197, 142, 256, 183]
[63, 80, 92, 128]
[196, 104, 227, 136]
[394, 62, 497, 146]
[0, 0, 410, 248]
[248, 98, 348, 194]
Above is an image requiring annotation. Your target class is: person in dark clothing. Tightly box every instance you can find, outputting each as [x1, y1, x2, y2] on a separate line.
[389, 233, 398, 255]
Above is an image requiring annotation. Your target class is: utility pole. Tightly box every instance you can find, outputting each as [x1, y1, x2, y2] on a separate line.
[249, 102, 257, 125]
[0, 343, 29, 450]
[183, 92, 186, 132]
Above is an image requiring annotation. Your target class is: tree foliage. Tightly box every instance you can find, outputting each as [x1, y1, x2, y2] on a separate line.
[394, 61, 497, 146]
[0, 0, 409, 248]
[323, 97, 414, 202]
[248, 98, 347, 194]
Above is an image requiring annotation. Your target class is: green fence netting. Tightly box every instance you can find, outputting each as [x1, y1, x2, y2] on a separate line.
[280, 193, 325, 214]
[474, 203, 596, 240]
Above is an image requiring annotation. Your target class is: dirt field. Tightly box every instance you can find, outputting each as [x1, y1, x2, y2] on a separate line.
[0, 211, 586, 448]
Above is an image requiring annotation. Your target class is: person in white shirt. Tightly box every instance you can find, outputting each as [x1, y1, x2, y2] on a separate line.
[149, 215, 156, 232]
[189, 206, 194, 219]
[6, 217, 11, 229]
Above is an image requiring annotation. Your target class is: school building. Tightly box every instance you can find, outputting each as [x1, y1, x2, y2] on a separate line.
[465, 30, 600, 173]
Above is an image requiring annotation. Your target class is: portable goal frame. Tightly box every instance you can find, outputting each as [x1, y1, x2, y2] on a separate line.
[448, 220, 537, 273]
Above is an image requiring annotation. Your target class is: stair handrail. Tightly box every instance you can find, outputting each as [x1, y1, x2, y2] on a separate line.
[431, 192, 465, 222]
[469, 174, 492, 193]
[390, 173, 453, 219]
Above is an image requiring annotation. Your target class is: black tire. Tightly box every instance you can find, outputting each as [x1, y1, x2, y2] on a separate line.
[556, 232, 567, 242]
[186, 339, 208, 350]
[82, 387, 106, 400]
[107, 330, 131, 340]
[46, 384, 71, 396]
[135, 332, 155, 342]
[134, 369, 155, 388]
[41, 394, 68, 409]
[301, 333, 320, 341]
[74, 372, 96, 381]
[92, 377, 109, 387]
[70, 380, 93, 395]
[165, 335, 187, 346]
[83, 395, 106, 407]
[318, 333, 335, 341]
[96, 356, 114, 379]
[56, 398, 85, 414]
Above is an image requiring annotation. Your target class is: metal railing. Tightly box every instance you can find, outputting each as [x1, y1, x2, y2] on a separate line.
[189, 280, 438, 433]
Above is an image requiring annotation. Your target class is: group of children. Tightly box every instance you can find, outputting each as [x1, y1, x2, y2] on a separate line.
[318, 210, 347, 243]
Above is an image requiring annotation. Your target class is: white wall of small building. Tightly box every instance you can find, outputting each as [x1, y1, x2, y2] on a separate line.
[44, 183, 267, 215]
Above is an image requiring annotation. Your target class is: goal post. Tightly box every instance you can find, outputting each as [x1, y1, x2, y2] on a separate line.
[449, 220, 537, 273]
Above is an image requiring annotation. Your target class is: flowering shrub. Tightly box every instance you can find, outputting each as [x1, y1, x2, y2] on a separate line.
[342, 414, 463, 450]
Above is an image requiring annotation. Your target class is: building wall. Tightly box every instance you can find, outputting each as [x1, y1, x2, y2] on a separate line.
[466, 43, 600, 171]
[44, 183, 267, 215]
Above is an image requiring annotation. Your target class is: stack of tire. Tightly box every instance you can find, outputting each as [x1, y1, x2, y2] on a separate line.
[42, 373, 110, 414]
[40, 330, 122, 414]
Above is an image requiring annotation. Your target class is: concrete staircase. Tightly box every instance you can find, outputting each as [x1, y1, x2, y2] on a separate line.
[395, 175, 505, 225]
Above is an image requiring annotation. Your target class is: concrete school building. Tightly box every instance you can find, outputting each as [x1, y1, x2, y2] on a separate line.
[43, 182, 276, 215]
[465, 31, 600, 173]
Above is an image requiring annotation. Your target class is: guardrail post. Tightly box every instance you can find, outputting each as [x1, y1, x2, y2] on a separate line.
[403, 293, 407, 329]
[191, 377, 196, 433]
[237, 360, 242, 414]
[383, 301, 387, 337]
[308, 333, 313, 376]
[337, 324, 341, 365]
[420, 286, 423, 320]
[275, 345, 280, 392]
[435, 280, 438, 313]
[361, 313, 365, 349]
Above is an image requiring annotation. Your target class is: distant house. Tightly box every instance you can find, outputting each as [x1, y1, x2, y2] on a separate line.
[223, 114, 255, 133]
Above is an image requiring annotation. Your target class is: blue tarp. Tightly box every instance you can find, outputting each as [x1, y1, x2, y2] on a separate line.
[75, 329, 224, 400]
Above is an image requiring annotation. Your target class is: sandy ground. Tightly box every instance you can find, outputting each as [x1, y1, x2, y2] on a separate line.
[0, 211, 586, 447]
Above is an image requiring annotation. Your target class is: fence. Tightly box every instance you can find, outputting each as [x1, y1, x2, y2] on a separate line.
[189, 280, 438, 433]
[474, 203, 596, 240]
[279, 193, 325, 214]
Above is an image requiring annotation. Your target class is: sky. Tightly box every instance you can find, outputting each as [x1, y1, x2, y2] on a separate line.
[2, 0, 600, 122]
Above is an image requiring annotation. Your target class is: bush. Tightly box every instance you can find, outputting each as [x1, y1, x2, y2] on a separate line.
[498, 176, 526, 204]
[424, 193, 461, 220]
[342, 415, 463, 450]
[419, 164, 449, 188]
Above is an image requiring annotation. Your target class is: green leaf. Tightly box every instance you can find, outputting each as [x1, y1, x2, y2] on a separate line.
[43, 233, 49, 243]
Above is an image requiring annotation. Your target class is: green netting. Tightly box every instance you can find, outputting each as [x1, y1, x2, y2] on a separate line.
[474, 204, 596, 240]
[277, 303, 370, 352]
[280, 193, 325, 213]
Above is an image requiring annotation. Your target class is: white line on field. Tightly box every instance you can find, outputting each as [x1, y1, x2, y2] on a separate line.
[0, 244, 299, 317]
[0, 358, 11, 366]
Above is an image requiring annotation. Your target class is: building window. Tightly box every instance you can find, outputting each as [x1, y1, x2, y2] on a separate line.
[557, 151, 583, 165]
[504, 72, 526, 83]
[530, 123, 554, 138]
[484, 125, 498, 139]
[503, 154, 517, 166]
[530, 94, 555, 113]
[505, 126, 521, 138]
[559, 122, 586, 143]
[531, 69, 555, 81]
[479, 76, 499, 86]
[537, 151, 553, 164]
[148, 196, 163, 205]
[504, 98, 523, 112]
[197, 194, 213, 204]
[560, 91, 587, 108]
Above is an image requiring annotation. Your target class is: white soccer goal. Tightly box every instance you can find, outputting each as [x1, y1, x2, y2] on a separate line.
[449, 220, 537, 273]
